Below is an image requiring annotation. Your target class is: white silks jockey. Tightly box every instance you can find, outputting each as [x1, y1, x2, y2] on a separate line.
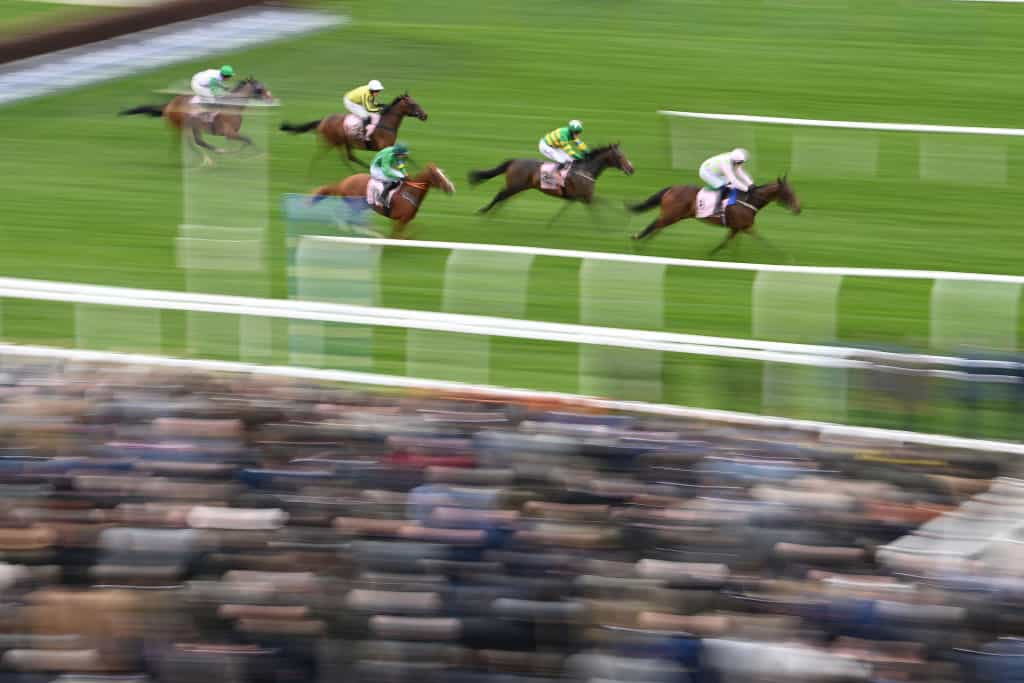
[699, 148, 754, 209]
[190, 65, 234, 105]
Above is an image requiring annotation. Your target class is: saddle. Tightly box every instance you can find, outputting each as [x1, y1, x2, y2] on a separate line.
[540, 162, 571, 192]
[343, 114, 376, 141]
[696, 187, 744, 219]
[366, 178, 401, 213]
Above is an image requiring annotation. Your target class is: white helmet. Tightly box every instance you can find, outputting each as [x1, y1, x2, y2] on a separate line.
[368, 79, 384, 91]
[730, 148, 749, 164]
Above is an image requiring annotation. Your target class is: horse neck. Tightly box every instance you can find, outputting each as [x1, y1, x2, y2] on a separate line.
[751, 182, 780, 208]
[403, 166, 435, 195]
[378, 102, 406, 128]
[229, 83, 255, 101]
[579, 149, 614, 178]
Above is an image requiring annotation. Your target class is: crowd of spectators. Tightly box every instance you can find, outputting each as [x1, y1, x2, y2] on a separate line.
[0, 359, 1016, 683]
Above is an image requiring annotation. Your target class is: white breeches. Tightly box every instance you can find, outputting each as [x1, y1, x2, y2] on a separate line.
[699, 165, 728, 189]
[539, 140, 574, 164]
[345, 99, 380, 126]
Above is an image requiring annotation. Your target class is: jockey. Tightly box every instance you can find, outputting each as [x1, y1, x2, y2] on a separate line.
[344, 79, 384, 140]
[539, 119, 588, 169]
[370, 142, 409, 207]
[190, 65, 234, 105]
[699, 148, 754, 208]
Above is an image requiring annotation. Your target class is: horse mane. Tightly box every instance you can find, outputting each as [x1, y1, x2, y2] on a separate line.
[381, 93, 408, 113]
[585, 143, 617, 157]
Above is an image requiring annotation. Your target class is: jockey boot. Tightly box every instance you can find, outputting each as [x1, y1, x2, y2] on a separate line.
[383, 180, 400, 208]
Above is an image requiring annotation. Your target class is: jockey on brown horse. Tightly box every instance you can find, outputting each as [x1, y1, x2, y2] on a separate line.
[628, 148, 802, 257]
[119, 75, 274, 166]
[468, 143, 635, 216]
[310, 145, 455, 239]
[279, 85, 427, 166]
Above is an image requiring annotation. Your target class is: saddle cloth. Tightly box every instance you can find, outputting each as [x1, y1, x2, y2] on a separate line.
[344, 114, 376, 139]
[540, 162, 569, 191]
[366, 178, 398, 210]
[696, 187, 737, 218]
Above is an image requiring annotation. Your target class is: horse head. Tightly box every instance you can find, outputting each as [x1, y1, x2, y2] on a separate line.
[596, 142, 634, 175]
[426, 163, 456, 194]
[232, 77, 274, 102]
[387, 92, 428, 121]
[776, 172, 801, 214]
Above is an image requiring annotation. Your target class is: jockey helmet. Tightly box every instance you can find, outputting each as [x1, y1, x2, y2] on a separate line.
[730, 148, 748, 164]
[368, 79, 384, 91]
[393, 142, 409, 156]
[568, 119, 584, 133]
[220, 65, 234, 78]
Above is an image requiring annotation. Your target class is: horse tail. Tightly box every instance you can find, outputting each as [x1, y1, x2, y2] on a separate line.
[280, 119, 322, 134]
[627, 187, 669, 213]
[119, 104, 164, 118]
[468, 160, 513, 186]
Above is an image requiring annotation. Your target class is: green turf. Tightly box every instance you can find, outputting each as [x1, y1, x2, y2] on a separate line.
[0, 1, 115, 35]
[1, 0, 1023, 437]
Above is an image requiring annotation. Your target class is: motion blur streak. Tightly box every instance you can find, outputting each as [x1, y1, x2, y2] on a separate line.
[1, 1, 1023, 682]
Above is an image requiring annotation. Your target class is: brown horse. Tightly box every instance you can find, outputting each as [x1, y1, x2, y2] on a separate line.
[310, 163, 455, 238]
[628, 176, 802, 257]
[279, 93, 428, 166]
[468, 144, 635, 217]
[119, 78, 274, 166]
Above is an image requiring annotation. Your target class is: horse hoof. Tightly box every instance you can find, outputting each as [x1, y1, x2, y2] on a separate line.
[214, 148, 226, 154]
[630, 233, 640, 240]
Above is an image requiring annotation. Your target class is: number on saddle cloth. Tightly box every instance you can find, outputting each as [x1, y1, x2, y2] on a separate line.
[366, 179, 399, 210]
[344, 114, 375, 140]
[540, 162, 569, 191]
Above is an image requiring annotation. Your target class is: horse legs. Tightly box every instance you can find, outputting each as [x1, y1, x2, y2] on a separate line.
[344, 139, 368, 168]
[222, 128, 254, 150]
[191, 127, 219, 167]
[306, 143, 331, 181]
[545, 201, 574, 228]
[709, 228, 740, 257]
[478, 186, 523, 214]
[632, 214, 671, 240]
[748, 229, 793, 263]
[391, 219, 413, 239]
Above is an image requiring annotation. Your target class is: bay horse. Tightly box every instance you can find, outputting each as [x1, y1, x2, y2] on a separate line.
[628, 175, 802, 257]
[119, 78, 274, 166]
[309, 163, 455, 238]
[468, 144, 635, 217]
[279, 93, 428, 166]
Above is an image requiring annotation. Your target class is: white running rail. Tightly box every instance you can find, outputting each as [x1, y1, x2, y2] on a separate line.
[658, 110, 1024, 138]
[0, 276, 1017, 376]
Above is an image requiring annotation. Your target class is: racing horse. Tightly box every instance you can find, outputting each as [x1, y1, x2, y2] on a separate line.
[467, 144, 635, 217]
[628, 175, 802, 257]
[279, 93, 428, 166]
[309, 163, 455, 238]
[119, 78, 274, 166]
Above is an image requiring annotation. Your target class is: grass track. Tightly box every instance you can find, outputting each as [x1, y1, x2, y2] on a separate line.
[1, 0, 1023, 436]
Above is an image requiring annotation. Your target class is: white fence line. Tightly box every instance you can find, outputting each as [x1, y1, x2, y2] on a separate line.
[0, 277, 875, 369]
[1, 276, 1017, 374]
[307, 236, 1024, 284]
[2, 341, 1023, 455]
[658, 110, 1024, 138]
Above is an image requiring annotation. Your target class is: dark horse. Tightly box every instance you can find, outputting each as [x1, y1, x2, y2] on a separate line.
[628, 175, 802, 256]
[468, 144, 635, 215]
[119, 78, 274, 166]
[278, 93, 427, 166]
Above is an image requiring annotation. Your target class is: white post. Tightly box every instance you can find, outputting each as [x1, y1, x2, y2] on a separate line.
[177, 100, 275, 362]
